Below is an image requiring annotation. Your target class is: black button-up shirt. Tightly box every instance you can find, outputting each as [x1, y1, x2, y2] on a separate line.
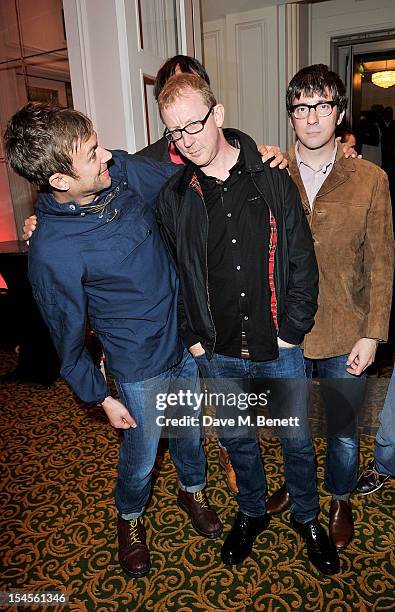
[194, 147, 277, 361]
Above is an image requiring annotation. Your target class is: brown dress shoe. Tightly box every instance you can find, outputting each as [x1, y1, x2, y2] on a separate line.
[329, 500, 354, 550]
[117, 515, 150, 578]
[177, 489, 222, 538]
[219, 448, 239, 494]
[266, 483, 291, 515]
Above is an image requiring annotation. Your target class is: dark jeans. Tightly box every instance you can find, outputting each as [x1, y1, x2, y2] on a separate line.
[375, 366, 395, 476]
[195, 347, 319, 523]
[304, 354, 366, 494]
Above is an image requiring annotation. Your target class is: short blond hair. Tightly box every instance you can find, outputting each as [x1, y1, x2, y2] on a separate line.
[157, 73, 217, 114]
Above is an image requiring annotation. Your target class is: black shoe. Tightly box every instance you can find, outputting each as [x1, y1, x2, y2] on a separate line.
[221, 511, 270, 566]
[355, 459, 391, 495]
[291, 516, 340, 575]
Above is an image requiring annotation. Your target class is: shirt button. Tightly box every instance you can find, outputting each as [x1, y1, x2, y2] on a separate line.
[223, 187, 228, 192]
[232, 238, 237, 244]
[241, 292, 245, 297]
[238, 170, 242, 175]
[69, 204, 76, 210]
[227, 213, 232, 218]
[244, 315, 249, 321]
[236, 265, 241, 270]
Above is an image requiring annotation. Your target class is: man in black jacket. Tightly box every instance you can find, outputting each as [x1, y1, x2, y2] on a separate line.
[136, 54, 288, 496]
[156, 73, 340, 575]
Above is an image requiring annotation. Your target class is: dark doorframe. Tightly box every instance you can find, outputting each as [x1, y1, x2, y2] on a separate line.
[331, 29, 395, 129]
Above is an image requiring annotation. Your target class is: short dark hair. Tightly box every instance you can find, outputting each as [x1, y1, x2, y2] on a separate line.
[153, 55, 210, 100]
[286, 64, 347, 117]
[4, 102, 93, 189]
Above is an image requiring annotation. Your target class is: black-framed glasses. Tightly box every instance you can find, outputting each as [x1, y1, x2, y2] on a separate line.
[164, 105, 215, 142]
[291, 100, 337, 120]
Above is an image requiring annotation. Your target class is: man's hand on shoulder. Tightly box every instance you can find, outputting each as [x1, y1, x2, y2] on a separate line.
[346, 338, 377, 375]
[23, 214, 37, 241]
[100, 396, 137, 429]
[258, 144, 288, 169]
[337, 138, 362, 159]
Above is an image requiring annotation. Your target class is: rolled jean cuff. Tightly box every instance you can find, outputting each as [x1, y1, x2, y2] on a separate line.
[118, 507, 145, 520]
[178, 479, 206, 493]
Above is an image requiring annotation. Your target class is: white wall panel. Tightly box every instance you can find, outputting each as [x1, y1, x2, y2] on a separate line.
[202, 19, 225, 106]
[226, 7, 279, 146]
[203, 4, 310, 151]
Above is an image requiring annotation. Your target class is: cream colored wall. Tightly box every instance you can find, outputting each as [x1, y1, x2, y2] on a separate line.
[310, 0, 395, 64]
[203, 4, 309, 150]
[203, 0, 395, 152]
[203, 7, 281, 148]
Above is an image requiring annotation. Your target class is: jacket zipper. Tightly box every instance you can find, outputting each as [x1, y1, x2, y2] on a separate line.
[196, 189, 217, 354]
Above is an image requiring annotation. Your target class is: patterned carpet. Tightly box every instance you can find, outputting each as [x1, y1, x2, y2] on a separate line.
[0, 350, 394, 612]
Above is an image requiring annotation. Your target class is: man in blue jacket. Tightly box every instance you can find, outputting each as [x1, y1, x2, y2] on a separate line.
[4, 102, 222, 578]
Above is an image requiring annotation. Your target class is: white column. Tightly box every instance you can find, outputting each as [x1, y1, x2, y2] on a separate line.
[278, 2, 310, 151]
[63, 0, 135, 151]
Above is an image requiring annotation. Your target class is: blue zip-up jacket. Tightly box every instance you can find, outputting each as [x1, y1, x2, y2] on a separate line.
[28, 150, 181, 403]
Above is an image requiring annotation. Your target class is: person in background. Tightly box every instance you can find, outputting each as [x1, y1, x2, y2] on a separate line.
[360, 105, 384, 166]
[266, 64, 394, 552]
[355, 365, 394, 495]
[380, 106, 395, 173]
[138, 55, 211, 164]
[335, 123, 357, 148]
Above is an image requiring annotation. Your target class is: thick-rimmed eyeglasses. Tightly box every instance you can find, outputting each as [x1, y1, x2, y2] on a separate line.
[291, 100, 337, 120]
[164, 105, 215, 142]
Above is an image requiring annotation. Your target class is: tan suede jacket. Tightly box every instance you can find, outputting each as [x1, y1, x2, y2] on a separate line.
[288, 143, 394, 359]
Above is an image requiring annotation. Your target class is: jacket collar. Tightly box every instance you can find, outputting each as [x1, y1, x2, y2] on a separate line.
[287, 141, 356, 210]
[175, 128, 264, 197]
[35, 151, 127, 216]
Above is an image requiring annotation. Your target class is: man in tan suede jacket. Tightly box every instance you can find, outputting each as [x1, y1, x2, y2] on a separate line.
[267, 64, 394, 552]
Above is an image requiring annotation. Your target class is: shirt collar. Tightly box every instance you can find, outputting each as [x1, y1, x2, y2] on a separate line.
[295, 140, 337, 174]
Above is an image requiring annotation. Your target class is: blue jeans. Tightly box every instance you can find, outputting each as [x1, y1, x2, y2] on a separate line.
[304, 354, 366, 495]
[195, 348, 319, 523]
[115, 349, 206, 519]
[375, 366, 395, 476]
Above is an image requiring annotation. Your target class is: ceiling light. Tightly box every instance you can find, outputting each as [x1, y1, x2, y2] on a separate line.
[371, 70, 395, 89]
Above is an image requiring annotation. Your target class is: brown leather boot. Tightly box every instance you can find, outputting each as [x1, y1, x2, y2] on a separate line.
[329, 500, 354, 549]
[219, 448, 239, 495]
[117, 515, 150, 578]
[266, 483, 291, 515]
[177, 489, 222, 538]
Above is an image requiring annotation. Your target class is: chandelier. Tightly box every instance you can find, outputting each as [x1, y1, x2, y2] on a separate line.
[371, 70, 395, 89]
